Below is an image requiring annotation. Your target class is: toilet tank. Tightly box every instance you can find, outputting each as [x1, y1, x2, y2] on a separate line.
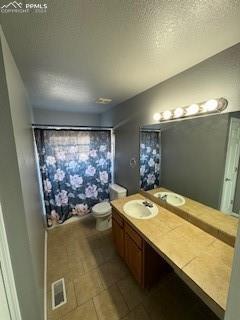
[109, 184, 127, 201]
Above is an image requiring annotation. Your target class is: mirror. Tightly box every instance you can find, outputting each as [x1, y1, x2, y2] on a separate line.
[140, 111, 240, 217]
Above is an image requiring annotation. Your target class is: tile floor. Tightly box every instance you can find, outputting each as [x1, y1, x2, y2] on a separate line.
[47, 215, 219, 320]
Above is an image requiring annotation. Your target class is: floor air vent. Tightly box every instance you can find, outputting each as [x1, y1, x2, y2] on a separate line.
[51, 278, 67, 310]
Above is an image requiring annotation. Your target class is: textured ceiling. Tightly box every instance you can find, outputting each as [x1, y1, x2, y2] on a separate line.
[1, 0, 240, 114]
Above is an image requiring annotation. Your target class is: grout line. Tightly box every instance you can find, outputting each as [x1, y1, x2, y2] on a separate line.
[93, 283, 130, 320]
[141, 302, 151, 319]
[119, 303, 147, 320]
[181, 237, 217, 270]
[115, 278, 131, 314]
[72, 278, 78, 308]
[92, 297, 100, 320]
[181, 256, 198, 269]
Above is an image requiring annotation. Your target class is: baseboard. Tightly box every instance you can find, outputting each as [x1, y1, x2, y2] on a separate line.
[47, 215, 87, 230]
[44, 230, 48, 320]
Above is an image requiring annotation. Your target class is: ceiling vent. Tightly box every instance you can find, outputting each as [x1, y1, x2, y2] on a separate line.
[96, 98, 112, 104]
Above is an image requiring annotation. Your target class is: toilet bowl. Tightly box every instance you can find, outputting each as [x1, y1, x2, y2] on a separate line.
[92, 202, 112, 231]
[92, 184, 127, 231]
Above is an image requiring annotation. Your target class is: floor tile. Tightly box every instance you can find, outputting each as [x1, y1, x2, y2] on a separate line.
[117, 276, 146, 310]
[47, 215, 219, 320]
[48, 244, 68, 268]
[80, 215, 99, 236]
[99, 244, 117, 263]
[98, 257, 129, 288]
[122, 304, 150, 320]
[47, 263, 70, 292]
[82, 248, 105, 271]
[86, 233, 104, 249]
[68, 259, 86, 281]
[67, 238, 93, 258]
[61, 299, 98, 320]
[93, 285, 129, 320]
[74, 269, 104, 305]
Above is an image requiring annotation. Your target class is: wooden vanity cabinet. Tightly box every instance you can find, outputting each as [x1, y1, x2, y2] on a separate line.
[112, 211, 125, 259]
[112, 209, 169, 288]
[124, 230, 143, 285]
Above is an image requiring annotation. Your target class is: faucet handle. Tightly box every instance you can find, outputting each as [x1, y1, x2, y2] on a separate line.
[160, 194, 167, 201]
[142, 200, 153, 208]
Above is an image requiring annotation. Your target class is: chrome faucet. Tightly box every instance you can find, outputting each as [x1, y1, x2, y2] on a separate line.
[142, 200, 154, 208]
[160, 194, 167, 202]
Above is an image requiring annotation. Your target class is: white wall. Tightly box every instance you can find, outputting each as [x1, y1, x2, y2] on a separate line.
[33, 107, 101, 127]
[0, 26, 44, 320]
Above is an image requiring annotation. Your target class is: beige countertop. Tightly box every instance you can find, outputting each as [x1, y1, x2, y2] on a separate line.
[146, 187, 238, 247]
[111, 193, 234, 319]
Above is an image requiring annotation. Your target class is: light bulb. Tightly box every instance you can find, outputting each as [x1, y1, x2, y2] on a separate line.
[153, 113, 161, 121]
[203, 99, 218, 112]
[162, 110, 172, 120]
[186, 104, 199, 115]
[174, 107, 184, 118]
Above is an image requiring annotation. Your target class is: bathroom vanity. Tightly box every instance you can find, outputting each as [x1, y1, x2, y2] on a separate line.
[110, 110, 240, 319]
[112, 204, 169, 288]
[111, 193, 234, 319]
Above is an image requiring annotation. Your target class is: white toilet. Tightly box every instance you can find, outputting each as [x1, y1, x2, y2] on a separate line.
[92, 184, 127, 231]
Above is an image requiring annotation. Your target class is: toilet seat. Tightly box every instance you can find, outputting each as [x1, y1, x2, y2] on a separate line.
[92, 202, 112, 216]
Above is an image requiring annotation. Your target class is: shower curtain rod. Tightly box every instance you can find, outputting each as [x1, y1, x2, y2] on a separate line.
[32, 124, 113, 131]
[141, 129, 161, 132]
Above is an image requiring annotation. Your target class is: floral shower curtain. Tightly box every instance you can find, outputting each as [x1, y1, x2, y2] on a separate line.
[34, 129, 112, 226]
[140, 130, 160, 190]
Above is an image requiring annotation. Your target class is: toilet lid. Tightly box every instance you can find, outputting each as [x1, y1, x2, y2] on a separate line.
[92, 202, 112, 215]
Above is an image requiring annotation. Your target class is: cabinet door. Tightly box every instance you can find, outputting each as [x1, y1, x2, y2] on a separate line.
[125, 233, 142, 285]
[112, 218, 125, 259]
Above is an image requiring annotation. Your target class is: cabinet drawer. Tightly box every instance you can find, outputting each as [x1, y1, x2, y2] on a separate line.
[125, 223, 142, 249]
[112, 210, 124, 227]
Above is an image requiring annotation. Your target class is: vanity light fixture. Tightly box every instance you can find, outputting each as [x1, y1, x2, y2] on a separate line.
[162, 110, 172, 120]
[153, 97, 228, 122]
[153, 113, 161, 121]
[186, 103, 199, 116]
[174, 107, 184, 118]
[202, 99, 218, 112]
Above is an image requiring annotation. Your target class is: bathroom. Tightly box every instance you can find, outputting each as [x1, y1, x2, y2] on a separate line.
[0, 1, 240, 320]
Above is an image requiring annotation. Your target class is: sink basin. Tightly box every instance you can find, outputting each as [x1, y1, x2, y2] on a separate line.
[123, 200, 158, 219]
[154, 192, 185, 207]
